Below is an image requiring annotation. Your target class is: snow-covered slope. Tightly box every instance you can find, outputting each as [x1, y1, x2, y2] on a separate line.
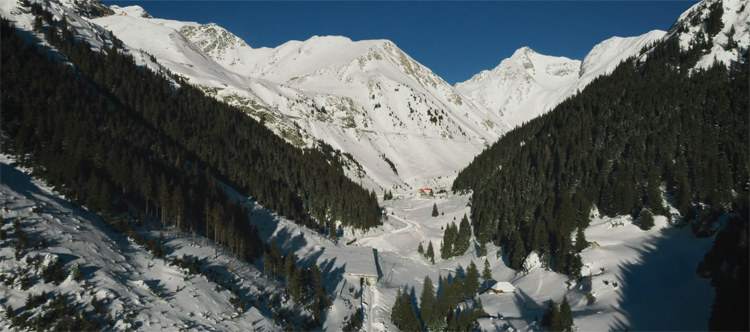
[664, 0, 749, 69]
[455, 47, 582, 128]
[0, 0, 114, 50]
[457, 30, 666, 128]
[91, 10, 510, 192]
[0, 155, 278, 331]
[109, 4, 151, 18]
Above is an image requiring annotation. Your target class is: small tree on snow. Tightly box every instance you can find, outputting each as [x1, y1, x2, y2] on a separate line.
[482, 258, 492, 287]
[431, 203, 439, 217]
[426, 241, 435, 264]
[639, 208, 655, 231]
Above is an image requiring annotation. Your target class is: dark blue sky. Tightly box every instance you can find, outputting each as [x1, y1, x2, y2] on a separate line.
[104, 1, 698, 84]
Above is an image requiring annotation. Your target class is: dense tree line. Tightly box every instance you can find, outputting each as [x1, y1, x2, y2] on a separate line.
[391, 261, 488, 331]
[262, 239, 332, 327]
[2, 0, 379, 251]
[453, 15, 748, 277]
[440, 214, 472, 260]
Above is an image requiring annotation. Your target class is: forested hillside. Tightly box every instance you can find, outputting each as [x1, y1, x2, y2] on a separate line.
[1, 3, 380, 257]
[455, 37, 747, 271]
[452, 5, 748, 329]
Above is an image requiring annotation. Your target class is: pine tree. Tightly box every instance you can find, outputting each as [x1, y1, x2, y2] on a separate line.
[432, 203, 439, 217]
[574, 227, 587, 252]
[417, 242, 424, 256]
[482, 258, 492, 289]
[550, 299, 565, 332]
[441, 222, 457, 259]
[541, 299, 556, 327]
[310, 261, 331, 323]
[558, 295, 574, 332]
[420, 276, 443, 331]
[391, 288, 405, 327]
[465, 261, 480, 298]
[403, 287, 422, 331]
[478, 240, 487, 257]
[426, 241, 435, 264]
[511, 231, 526, 270]
[5, 304, 14, 320]
[457, 214, 472, 255]
[639, 208, 655, 231]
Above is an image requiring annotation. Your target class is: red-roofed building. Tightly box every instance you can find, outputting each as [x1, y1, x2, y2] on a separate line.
[419, 188, 433, 197]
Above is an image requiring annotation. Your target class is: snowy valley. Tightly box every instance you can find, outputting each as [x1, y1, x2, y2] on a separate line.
[0, 0, 748, 331]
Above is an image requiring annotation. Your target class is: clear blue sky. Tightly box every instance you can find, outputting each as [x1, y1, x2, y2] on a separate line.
[104, 1, 698, 84]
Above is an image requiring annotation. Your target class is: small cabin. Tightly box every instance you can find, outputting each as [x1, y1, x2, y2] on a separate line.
[489, 281, 515, 294]
[419, 188, 433, 197]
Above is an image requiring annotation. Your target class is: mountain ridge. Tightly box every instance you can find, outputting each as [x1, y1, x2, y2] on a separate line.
[455, 29, 666, 128]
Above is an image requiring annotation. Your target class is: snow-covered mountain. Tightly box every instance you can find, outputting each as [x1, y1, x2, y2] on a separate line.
[2, 0, 746, 194]
[457, 0, 749, 129]
[110, 4, 151, 18]
[662, 0, 749, 69]
[456, 30, 666, 128]
[88, 7, 510, 192]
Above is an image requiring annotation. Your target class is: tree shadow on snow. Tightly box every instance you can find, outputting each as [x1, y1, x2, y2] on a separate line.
[0, 163, 143, 268]
[603, 226, 715, 331]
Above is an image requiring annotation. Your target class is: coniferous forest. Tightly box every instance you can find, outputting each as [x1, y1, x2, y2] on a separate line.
[1, 5, 381, 263]
[453, 8, 748, 330]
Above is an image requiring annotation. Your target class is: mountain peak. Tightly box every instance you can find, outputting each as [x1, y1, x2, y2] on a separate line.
[109, 5, 152, 18]
[512, 46, 536, 57]
[579, 29, 665, 77]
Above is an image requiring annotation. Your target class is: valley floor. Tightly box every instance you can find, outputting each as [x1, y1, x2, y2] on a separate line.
[0, 154, 716, 332]
[341, 193, 716, 332]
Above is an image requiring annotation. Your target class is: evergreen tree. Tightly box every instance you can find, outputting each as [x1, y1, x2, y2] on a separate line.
[426, 241, 435, 264]
[478, 240, 487, 257]
[310, 261, 331, 323]
[550, 301, 565, 332]
[541, 299, 556, 327]
[482, 258, 492, 289]
[417, 242, 424, 256]
[558, 295, 574, 332]
[456, 214, 472, 255]
[391, 287, 421, 332]
[574, 227, 587, 252]
[441, 222, 457, 259]
[464, 261, 480, 298]
[639, 208, 655, 231]
[510, 231, 526, 270]
[390, 288, 405, 328]
[432, 203, 439, 217]
[420, 276, 443, 332]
